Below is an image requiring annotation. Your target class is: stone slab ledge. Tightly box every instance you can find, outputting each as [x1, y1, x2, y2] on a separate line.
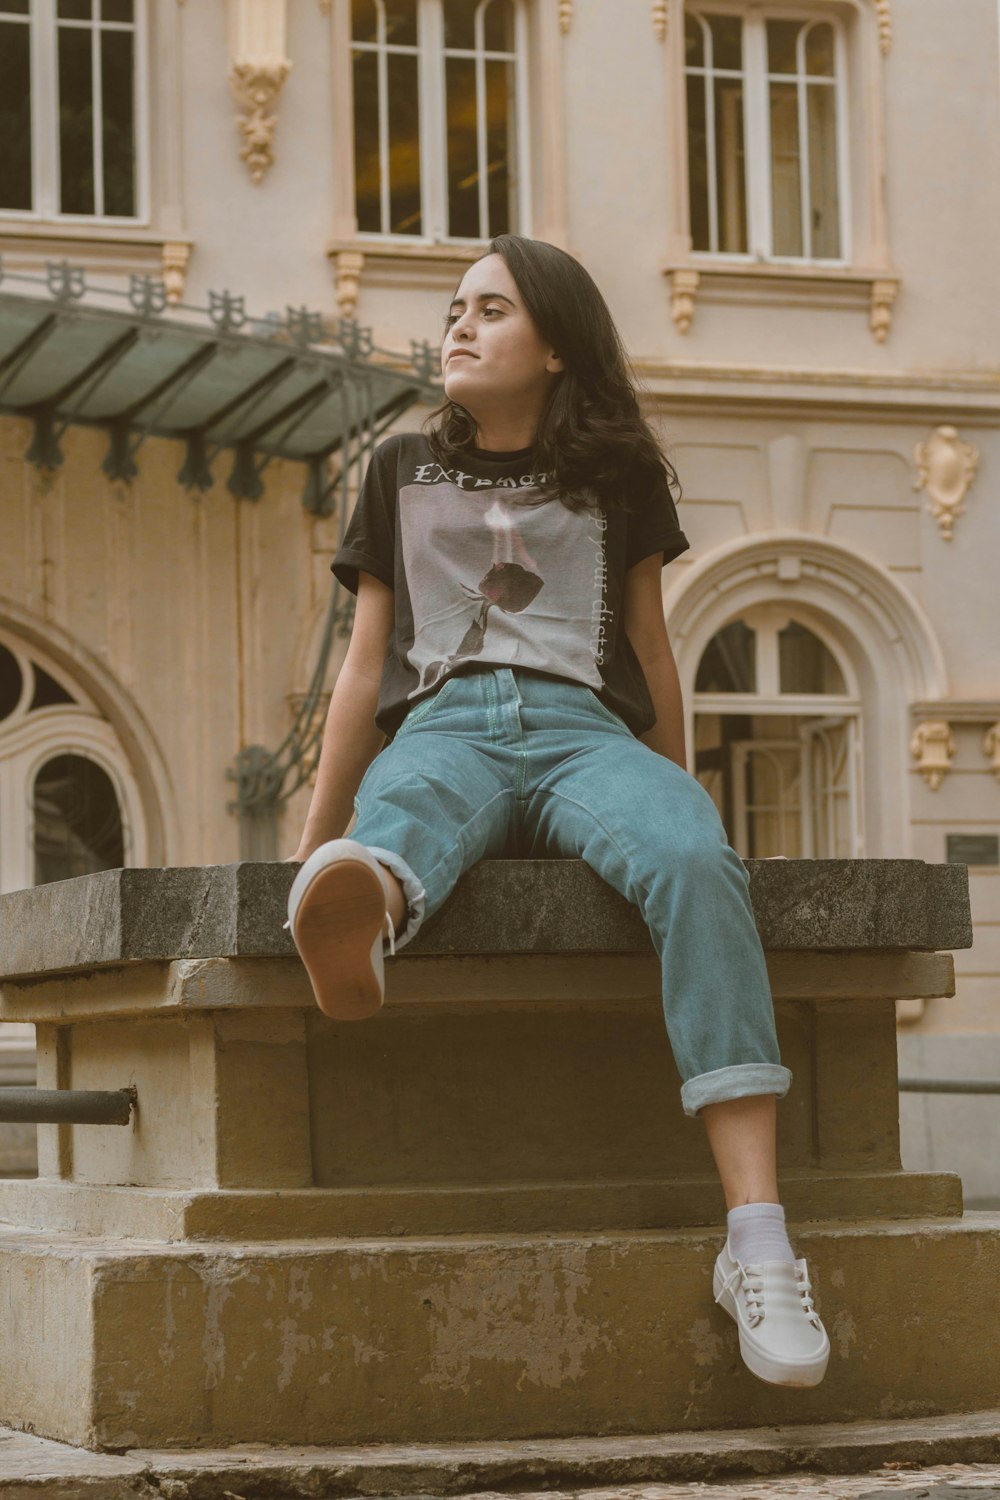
[1, 1408, 1000, 1499]
[0, 858, 973, 981]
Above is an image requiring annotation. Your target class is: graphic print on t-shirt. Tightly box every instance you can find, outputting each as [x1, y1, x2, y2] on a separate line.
[398, 476, 607, 695]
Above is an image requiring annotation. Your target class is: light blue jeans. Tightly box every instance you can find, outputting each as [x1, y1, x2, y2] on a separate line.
[352, 666, 791, 1118]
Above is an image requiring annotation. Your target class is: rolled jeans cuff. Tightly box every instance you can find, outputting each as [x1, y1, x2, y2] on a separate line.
[680, 1063, 792, 1119]
[364, 845, 426, 952]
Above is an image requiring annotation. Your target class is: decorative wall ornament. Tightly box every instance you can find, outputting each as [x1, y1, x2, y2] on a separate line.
[912, 425, 980, 541]
[670, 267, 699, 334]
[869, 278, 897, 343]
[558, 0, 573, 34]
[161, 242, 190, 305]
[332, 249, 365, 318]
[317, 0, 331, 10]
[910, 719, 955, 791]
[652, 0, 668, 41]
[227, 0, 292, 185]
[983, 723, 1000, 782]
[875, 0, 892, 55]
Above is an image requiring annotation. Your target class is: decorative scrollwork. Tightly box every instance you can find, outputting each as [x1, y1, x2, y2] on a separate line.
[876, 0, 891, 55]
[128, 275, 168, 319]
[208, 289, 248, 335]
[285, 306, 326, 349]
[46, 261, 86, 303]
[229, 59, 292, 184]
[337, 318, 374, 360]
[913, 425, 980, 542]
[652, 0, 668, 42]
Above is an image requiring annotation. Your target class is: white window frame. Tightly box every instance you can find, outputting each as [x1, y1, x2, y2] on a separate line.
[347, 0, 531, 246]
[1, 0, 150, 226]
[685, 2, 851, 265]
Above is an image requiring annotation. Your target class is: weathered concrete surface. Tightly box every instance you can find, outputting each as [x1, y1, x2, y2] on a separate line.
[0, 858, 973, 979]
[1, 1411, 1000, 1499]
[1, 1218, 999, 1451]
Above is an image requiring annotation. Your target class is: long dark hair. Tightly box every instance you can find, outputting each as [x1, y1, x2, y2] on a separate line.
[423, 234, 681, 516]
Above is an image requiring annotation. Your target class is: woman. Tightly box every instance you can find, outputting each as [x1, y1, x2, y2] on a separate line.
[284, 234, 831, 1390]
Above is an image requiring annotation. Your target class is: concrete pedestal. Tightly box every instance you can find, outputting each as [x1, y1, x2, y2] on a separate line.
[0, 858, 984, 1450]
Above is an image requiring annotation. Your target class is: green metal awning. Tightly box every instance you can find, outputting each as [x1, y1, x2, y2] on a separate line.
[0, 258, 444, 858]
[0, 258, 442, 514]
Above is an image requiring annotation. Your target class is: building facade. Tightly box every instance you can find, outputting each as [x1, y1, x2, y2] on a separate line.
[1, 0, 999, 1190]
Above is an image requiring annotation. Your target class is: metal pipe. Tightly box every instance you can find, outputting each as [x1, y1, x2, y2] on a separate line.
[898, 1079, 1000, 1095]
[0, 1087, 136, 1125]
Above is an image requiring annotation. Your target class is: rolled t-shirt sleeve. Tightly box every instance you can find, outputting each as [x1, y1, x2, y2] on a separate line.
[624, 464, 690, 571]
[330, 438, 397, 594]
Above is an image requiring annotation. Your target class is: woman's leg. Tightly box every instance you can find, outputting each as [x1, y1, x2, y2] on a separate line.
[522, 724, 791, 1119]
[350, 677, 516, 951]
[700, 1093, 780, 1208]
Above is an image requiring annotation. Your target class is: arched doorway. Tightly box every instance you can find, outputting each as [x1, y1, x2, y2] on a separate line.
[692, 604, 863, 856]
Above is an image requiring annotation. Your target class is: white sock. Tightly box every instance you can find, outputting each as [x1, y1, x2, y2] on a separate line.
[726, 1201, 796, 1266]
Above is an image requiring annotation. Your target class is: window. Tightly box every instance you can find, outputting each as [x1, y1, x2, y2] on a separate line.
[0, 0, 146, 222]
[684, 7, 846, 261]
[350, 0, 525, 241]
[693, 607, 862, 858]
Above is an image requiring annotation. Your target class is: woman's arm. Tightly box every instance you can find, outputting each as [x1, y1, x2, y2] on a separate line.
[288, 571, 394, 860]
[622, 552, 687, 770]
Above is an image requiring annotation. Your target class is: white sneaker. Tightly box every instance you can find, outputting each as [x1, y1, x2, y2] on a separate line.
[713, 1241, 831, 1388]
[283, 839, 396, 1020]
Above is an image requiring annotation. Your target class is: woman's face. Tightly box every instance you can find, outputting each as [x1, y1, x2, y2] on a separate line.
[440, 253, 564, 418]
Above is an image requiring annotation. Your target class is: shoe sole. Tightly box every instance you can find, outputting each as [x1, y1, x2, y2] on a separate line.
[292, 859, 387, 1021]
[713, 1263, 830, 1388]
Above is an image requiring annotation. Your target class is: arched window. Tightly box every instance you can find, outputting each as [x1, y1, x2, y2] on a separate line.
[693, 605, 861, 858]
[33, 753, 125, 884]
[0, 632, 142, 894]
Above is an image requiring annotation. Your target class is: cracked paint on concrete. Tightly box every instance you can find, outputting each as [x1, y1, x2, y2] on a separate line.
[831, 1309, 858, 1362]
[687, 1317, 725, 1367]
[417, 1244, 613, 1392]
[275, 1316, 316, 1392]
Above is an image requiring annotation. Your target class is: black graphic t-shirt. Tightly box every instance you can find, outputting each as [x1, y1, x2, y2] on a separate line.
[331, 431, 690, 739]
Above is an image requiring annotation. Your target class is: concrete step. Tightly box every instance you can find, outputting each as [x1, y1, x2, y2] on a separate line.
[2, 1214, 999, 1450]
[1, 1409, 999, 1500]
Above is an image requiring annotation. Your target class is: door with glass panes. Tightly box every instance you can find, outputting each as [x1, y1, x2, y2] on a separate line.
[693, 605, 863, 858]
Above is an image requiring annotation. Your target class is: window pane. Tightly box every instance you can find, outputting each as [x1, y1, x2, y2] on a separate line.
[58, 0, 92, 15]
[0, 19, 32, 211]
[387, 50, 421, 232]
[102, 0, 133, 18]
[352, 47, 381, 231]
[33, 754, 125, 884]
[58, 24, 96, 214]
[383, 0, 417, 46]
[101, 28, 135, 216]
[769, 81, 802, 255]
[805, 21, 834, 77]
[695, 620, 757, 692]
[0, 644, 23, 720]
[30, 665, 75, 710]
[767, 18, 802, 75]
[446, 54, 479, 237]
[708, 12, 742, 70]
[0, 0, 30, 13]
[686, 70, 709, 249]
[685, 12, 704, 67]
[807, 82, 840, 257]
[778, 622, 846, 694]
[444, 0, 475, 49]
[352, 0, 377, 43]
[715, 75, 747, 252]
[484, 0, 514, 53]
[485, 56, 515, 234]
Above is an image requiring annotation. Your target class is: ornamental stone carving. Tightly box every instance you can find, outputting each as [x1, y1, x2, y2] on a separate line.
[161, 242, 190, 305]
[559, 1, 573, 34]
[332, 249, 365, 318]
[910, 719, 955, 791]
[652, 1, 668, 41]
[227, 0, 292, 185]
[983, 723, 1000, 782]
[875, 0, 892, 55]
[912, 425, 980, 542]
[869, 278, 897, 343]
[670, 268, 699, 334]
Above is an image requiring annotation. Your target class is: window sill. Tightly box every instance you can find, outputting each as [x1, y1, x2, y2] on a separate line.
[662, 258, 900, 343]
[0, 221, 193, 304]
[326, 237, 486, 318]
